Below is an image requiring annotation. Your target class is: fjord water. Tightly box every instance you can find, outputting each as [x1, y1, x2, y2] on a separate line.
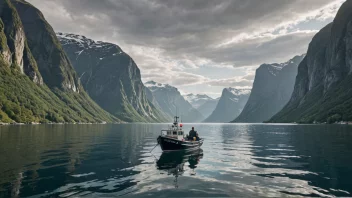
[0, 124, 352, 197]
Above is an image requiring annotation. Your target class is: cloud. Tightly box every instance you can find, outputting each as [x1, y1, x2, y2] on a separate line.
[205, 67, 256, 88]
[27, 0, 344, 95]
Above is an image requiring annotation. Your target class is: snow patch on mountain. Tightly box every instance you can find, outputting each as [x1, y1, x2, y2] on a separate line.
[226, 88, 251, 96]
[184, 93, 215, 109]
[144, 81, 177, 92]
[57, 32, 124, 57]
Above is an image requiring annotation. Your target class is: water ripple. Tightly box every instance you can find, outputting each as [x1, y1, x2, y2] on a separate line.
[1, 124, 352, 197]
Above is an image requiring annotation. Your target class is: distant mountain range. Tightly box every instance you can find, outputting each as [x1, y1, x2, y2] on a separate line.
[233, 55, 304, 123]
[57, 33, 166, 122]
[204, 88, 250, 123]
[270, 0, 352, 123]
[184, 94, 214, 109]
[184, 93, 219, 118]
[145, 81, 204, 122]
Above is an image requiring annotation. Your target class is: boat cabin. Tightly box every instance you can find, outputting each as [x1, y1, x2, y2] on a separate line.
[165, 130, 184, 137]
[161, 116, 185, 141]
[162, 124, 185, 140]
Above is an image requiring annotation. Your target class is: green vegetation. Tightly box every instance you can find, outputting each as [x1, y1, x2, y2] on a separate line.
[115, 99, 166, 123]
[0, 65, 118, 123]
[0, 0, 121, 124]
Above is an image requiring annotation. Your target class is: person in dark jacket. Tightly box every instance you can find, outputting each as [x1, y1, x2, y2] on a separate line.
[189, 127, 197, 140]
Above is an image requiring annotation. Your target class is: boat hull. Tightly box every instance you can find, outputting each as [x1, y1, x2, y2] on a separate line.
[157, 136, 203, 151]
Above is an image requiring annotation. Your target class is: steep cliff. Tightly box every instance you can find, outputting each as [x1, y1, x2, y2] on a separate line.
[0, 0, 42, 84]
[57, 33, 166, 122]
[13, 0, 79, 91]
[204, 88, 250, 123]
[234, 55, 304, 123]
[270, 0, 352, 123]
[0, 0, 118, 123]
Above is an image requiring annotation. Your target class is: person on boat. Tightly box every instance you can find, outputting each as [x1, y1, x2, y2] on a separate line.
[189, 127, 197, 141]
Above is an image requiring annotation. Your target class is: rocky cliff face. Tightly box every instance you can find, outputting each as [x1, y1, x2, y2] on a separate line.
[0, 0, 42, 84]
[145, 81, 204, 122]
[234, 55, 304, 123]
[270, 0, 352, 123]
[13, 0, 79, 92]
[204, 88, 250, 123]
[0, 0, 118, 123]
[57, 33, 166, 122]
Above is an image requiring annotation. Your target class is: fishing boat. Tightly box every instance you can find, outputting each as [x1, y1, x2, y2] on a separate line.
[157, 116, 204, 151]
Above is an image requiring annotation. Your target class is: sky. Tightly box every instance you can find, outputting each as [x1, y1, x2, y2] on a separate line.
[27, 0, 344, 98]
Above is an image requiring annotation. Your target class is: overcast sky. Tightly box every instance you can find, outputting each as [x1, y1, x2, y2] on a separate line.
[28, 0, 344, 98]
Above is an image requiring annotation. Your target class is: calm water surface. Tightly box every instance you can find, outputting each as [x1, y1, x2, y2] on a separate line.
[0, 124, 352, 197]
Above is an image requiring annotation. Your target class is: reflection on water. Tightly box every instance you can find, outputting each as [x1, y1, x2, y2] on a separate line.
[156, 149, 203, 188]
[0, 124, 352, 197]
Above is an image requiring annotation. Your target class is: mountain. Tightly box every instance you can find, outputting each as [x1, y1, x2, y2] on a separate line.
[204, 88, 250, 123]
[270, 0, 352, 124]
[233, 55, 304, 123]
[183, 93, 219, 118]
[145, 81, 204, 122]
[0, 0, 118, 123]
[196, 98, 219, 119]
[184, 94, 214, 109]
[57, 32, 166, 122]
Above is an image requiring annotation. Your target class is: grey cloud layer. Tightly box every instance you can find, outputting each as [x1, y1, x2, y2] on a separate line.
[27, 0, 341, 92]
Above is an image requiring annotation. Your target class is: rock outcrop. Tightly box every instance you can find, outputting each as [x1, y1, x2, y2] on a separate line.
[0, 0, 42, 84]
[13, 0, 79, 92]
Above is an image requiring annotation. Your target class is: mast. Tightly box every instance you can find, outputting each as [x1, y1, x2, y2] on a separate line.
[174, 116, 179, 125]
